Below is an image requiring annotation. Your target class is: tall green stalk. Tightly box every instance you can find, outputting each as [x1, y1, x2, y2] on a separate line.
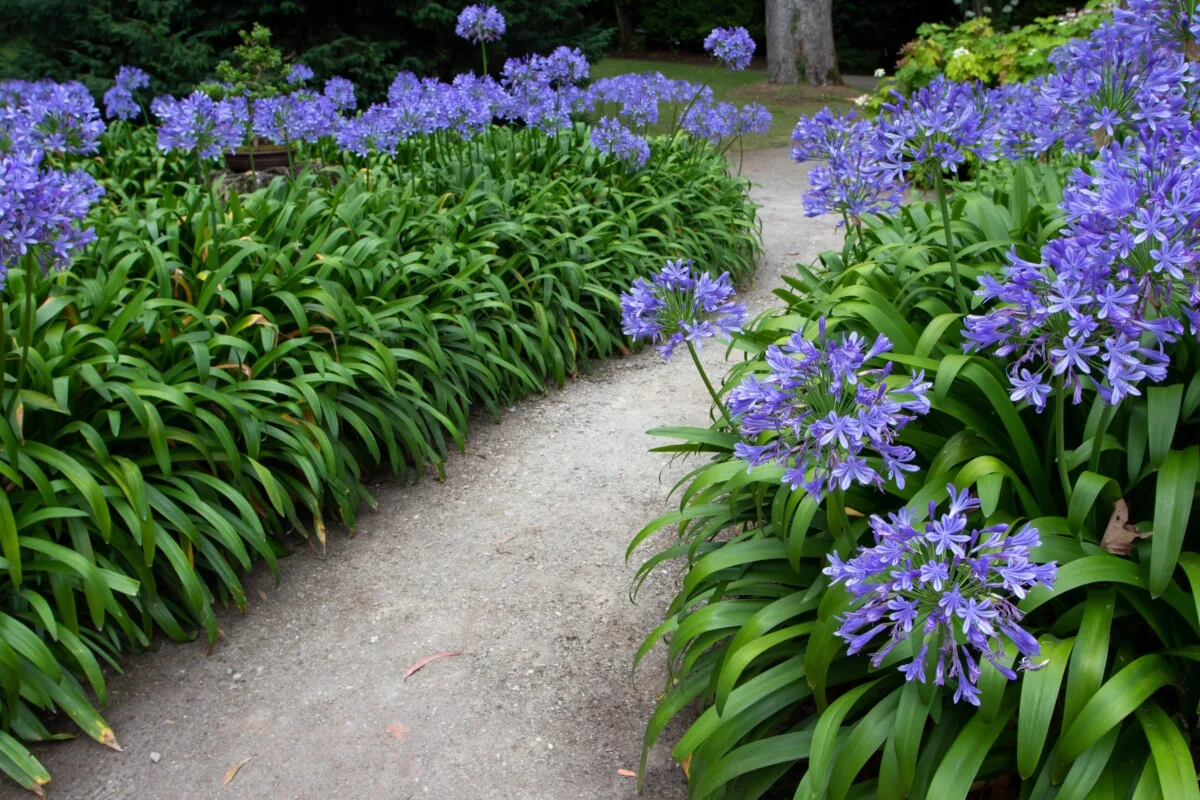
[933, 168, 969, 315]
[1055, 376, 1072, 505]
[827, 488, 854, 556]
[686, 340, 735, 432]
[1088, 401, 1117, 475]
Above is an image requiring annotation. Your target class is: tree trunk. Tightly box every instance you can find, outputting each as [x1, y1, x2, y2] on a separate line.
[614, 0, 637, 51]
[796, 0, 840, 85]
[766, 0, 799, 84]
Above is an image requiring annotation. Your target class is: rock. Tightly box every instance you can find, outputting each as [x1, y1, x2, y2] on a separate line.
[150, 752, 162, 764]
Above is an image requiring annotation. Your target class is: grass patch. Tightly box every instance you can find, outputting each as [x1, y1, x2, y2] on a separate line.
[591, 58, 860, 149]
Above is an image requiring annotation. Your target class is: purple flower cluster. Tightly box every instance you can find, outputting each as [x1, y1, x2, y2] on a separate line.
[619, 259, 746, 359]
[875, 76, 999, 179]
[500, 48, 590, 134]
[322, 77, 357, 112]
[287, 64, 314, 86]
[590, 117, 650, 170]
[728, 320, 930, 500]
[153, 91, 246, 159]
[824, 487, 1056, 705]
[0, 151, 103, 288]
[103, 66, 151, 121]
[455, 4, 506, 44]
[0, 80, 105, 157]
[791, 109, 904, 222]
[703, 27, 756, 71]
[965, 126, 1200, 407]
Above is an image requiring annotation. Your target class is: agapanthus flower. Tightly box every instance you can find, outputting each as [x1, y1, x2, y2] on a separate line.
[445, 74, 507, 138]
[586, 73, 674, 127]
[703, 26, 756, 71]
[824, 486, 1056, 705]
[4, 81, 105, 156]
[287, 63, 314, 85]
[875, 76, 999, 180]
[791, 109, 904, 222]
[153, 91, 245, 160]
[734, 103, 772, 137]
[590, 116, 650, 170]
[0, 151, 103, 288]
[323, 77, 357, 112]
[681, 100, 739, 144]
[729, 319, 929, 500]
[103, 66, 150, 121]
[336, 104, 401, 156]
[252, 94, 335, 145]
[499, 51, 588, 134]
[620, 259, 746, 358]
[456, 4, 507, 44]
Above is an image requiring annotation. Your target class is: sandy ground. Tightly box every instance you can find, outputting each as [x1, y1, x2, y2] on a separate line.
[27, 150, 841, 800]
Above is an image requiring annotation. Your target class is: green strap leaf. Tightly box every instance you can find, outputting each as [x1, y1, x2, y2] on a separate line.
[800, 678, 882, 800]
[1058, 654, 1176, 764]
[1018, 635, 1075, 778]
[1149, 446, 1199, 597]
[925, 703, 1017, 800]
[1134, 701, 1200, 800]
[1146, 385, 1184, 470]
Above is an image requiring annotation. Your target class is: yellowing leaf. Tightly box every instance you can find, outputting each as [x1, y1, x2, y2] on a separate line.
[222, 756, 254, 785]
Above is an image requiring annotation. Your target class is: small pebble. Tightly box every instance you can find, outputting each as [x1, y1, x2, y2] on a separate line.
[149, 752, 161, 764]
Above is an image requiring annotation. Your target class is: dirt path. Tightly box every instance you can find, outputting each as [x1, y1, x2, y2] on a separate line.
[32, 150, 840, 800]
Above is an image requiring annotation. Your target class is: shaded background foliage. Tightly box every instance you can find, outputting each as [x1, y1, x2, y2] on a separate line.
[0, 0, 1086, 96]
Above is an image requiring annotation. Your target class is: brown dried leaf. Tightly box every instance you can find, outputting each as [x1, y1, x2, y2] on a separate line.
[255, 589, 268, 602]
[680, 753, 693, 779]
[1101, 499, 1150, 556]
[403, 651, 461, 681]
[385, 723, 410, 741]
[844, 506, 865, 519]
[222, 756, 254, 785]
[616, 769, 637, 778]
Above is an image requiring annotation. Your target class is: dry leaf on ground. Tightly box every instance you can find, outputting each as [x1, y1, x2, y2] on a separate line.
[617, 769, 637, 778]
[385, 723, 410, 742]
[222, 756, 254, 785]
[1101, 499, 1150, 555]
[404, 651, 461, 681]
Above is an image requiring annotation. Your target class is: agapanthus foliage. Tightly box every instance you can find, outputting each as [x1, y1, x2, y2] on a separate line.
[824, 487, 1057, 705]
[729, 320, 930, 500]
[791, 109, 904, 222]
[703, 26, 756, 71]
[103, 66, 151, 121]
[0, 152, 103, 289]
[455, 4, 506, 44]
[620, 259, 746, 359]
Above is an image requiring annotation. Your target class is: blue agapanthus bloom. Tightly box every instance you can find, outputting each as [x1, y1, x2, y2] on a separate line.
[729, 320, 930, 500]
[586, 73, 675, 127]
[590, 116, 650, 170]
[2, 81, 105, 157]
[791, 109, 904, 222]
[703, 26, 756, 71]
[0, 151, 103, 289]
[322, 77, 357, 112]
[620, 259, 746, 358]
[875, 76, 999, 180]
[824, 486, 1056, 706]
[103, 66, 151, 121]
[153, 92, 246, 160]
[455, 4, 506, 44]
[287, 63, 314, 85]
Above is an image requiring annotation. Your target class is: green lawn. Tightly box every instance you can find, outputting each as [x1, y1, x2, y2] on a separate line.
[590, 58, 860, 150]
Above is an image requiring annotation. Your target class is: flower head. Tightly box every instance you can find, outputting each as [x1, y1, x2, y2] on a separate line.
[875, 76, 999, 179]
[456, 4, 506, 44]
[153, 91, 245, 159]
[590, 117, 650, 170]
[791, 109, 904, 222]
[287, 63, 314, 85]
[729, 320, 929, 500]
[824, 487, 1057, 704]
[703, 26, 756, 71]
[323, 77, 357, 112]
[620, 259, 746, 358]
[103, 66, 150, 121]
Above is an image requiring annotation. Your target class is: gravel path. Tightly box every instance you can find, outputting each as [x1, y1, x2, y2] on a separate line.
[30, 150, 840, 800]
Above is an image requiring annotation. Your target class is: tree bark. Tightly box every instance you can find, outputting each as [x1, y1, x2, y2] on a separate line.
[766, 0, 799, 84]
[614, 0, 637, 52]
[796, 0, 840, 85]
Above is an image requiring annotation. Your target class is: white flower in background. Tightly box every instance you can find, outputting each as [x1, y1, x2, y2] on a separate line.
[952, 47, 971, 58]
[854, 94, 869, 106]
[874, 68, 886, 78]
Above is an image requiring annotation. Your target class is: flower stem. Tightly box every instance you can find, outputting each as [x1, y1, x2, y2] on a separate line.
[1054, 376, 1072, 506]
[481, 43, 488, 75]
[686, 340, 735, 432]
[8, 258, 36, 421]
[1088, 401, 1117, 476]
[827, 488, 854, 556]
[933, 168, 968, 315]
